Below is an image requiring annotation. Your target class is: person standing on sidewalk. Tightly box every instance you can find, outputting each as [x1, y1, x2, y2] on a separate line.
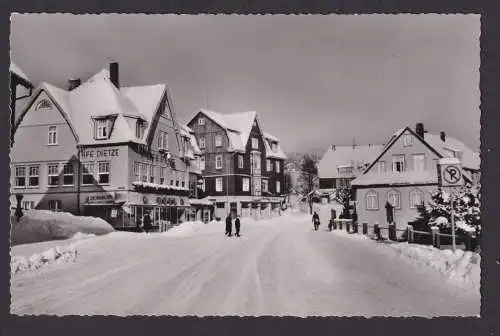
[312, 211, 320, 231]
[235, 215, 241, 237]
[143, 212, 152, 234]
[225, 214, 233, 237]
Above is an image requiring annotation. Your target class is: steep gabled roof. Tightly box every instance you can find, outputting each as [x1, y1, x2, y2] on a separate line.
[190, 109, 287, 159]
[318, 144, 384, 178]
[15, 67, 168, 147]
[10, 62, 33, 86]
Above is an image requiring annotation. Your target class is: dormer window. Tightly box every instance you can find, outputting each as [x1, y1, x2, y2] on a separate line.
[36, 99, 52, 110]
[272, 142, 277, 152]
[95, 119, 109, 140]
[136, 120, 145, 139]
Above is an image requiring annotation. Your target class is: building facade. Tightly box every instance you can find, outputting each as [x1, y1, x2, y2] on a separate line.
[10, 62, 34, 145]
[10, 62, 212, 231]
[187, 109, 287, 220]
[351, 123, 480, 237]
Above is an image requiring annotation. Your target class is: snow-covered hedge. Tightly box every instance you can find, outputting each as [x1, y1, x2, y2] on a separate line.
[11, 244, 78, 276]
[11, 210, 114, 246]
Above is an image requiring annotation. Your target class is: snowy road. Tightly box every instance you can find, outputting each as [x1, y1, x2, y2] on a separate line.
[10, 213, 480, 316]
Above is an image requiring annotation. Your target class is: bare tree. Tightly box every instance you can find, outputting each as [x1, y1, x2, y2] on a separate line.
[299, 154, 319, 214]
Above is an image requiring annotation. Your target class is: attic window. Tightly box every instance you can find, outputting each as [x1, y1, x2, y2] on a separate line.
[36, 99, 52, 110]
[136, 120, 145, 139]
[272, 142, 277, 152]
[198, 118, 205, 126]
[403, 133, 413, 147]
[95, 119, 109, 140]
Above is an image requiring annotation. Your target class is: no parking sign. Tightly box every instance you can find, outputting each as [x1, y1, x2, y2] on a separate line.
[437, 158, 464, 188]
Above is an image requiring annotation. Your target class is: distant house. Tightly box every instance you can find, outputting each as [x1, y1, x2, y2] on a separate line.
[187, 109, 287, 220]
[317, 144, 384, 202]
[351, 122, 480, 236]
[10, 62, 34, 145]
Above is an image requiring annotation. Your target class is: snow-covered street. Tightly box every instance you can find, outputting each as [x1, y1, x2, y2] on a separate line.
[10, 213, 480, 317]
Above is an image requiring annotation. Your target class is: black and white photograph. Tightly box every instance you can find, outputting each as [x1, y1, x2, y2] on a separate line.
[9, 14, 481, 317]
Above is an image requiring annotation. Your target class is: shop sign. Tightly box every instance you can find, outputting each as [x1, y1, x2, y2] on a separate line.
[81, 147, 120, 160]
[87, 192, 115, 204]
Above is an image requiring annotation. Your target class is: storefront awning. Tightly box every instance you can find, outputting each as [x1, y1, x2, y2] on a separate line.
[84, 201, 125, 206]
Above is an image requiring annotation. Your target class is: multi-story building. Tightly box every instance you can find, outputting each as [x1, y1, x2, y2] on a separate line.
[187, 109, 287, 219]
[10, 62, 34, 145]
[351, 122, 480, 236]
[10, 62, 211, 230]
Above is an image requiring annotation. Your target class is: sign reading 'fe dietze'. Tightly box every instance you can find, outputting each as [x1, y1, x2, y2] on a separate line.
[80, 148, 120, 160]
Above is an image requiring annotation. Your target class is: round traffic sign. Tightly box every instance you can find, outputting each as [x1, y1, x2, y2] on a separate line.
[443, 165, 462, 184]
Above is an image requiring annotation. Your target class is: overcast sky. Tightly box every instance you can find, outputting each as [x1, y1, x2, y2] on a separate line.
[10, 14, 480, 155]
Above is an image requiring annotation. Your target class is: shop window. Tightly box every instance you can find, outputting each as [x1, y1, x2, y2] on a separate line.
[366, 190, 379, 210]
[47, 163, 59, 186]
[28, 165, 39, 187]
[82, 163, 94, 185]
[63, 163, 74, 186]
[98, 162, 110, 184]
[14, 166, 26, 188]
[22, 201, 35, 210]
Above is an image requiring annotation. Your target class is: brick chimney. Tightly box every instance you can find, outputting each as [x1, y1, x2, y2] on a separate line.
[415, 123, 425, 138]
[440, 131, 446, 142]
[109, 61, 119, 89]
[68, 77, 81, 91]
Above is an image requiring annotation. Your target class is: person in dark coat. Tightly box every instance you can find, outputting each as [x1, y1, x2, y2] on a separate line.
[234, 215, 241, 237]
[225, 214, 232, 237]
[143, 212, 152, 233]
[312, 211, 320, 231]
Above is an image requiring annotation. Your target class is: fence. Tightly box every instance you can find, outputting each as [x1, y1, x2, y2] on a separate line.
[328, 218, 478, 252]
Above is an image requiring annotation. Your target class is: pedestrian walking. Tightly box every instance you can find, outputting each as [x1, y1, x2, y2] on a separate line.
[143, 212, 152, 233]
[235, 215, 241, 237]
[225, 214, 233, 237]
[312, 211, 320, 231]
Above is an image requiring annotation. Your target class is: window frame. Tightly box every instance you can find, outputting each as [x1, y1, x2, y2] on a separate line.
[97, 161, 111, 185]
[136, 120, 145, 139]
[238, 155, 244, 169]
[199, 137, 206, 149]
[36, 99, 53, 110]
[403, 133, 413, 147]
[242, 177, 250, 192]
[95, 119, 109, 140]
[412, 153, 426, 172]
[252, 137, 259, 150]
[387, 189, 402, 210]
[158, 131, 168, 150]
[47, 163, 59, 187]
[198, 117, 205, 126]
[275, 160, 280, 173]
[365, 190, 379, 210]
[215, 155, 223, 170]
[276, 180, 281, 194]
[266, 159, 272, 172]
[81, 162, 95, 186]
[28, 165, 40, 188]
[392, 155, 406, 172]
[62, 163, 74, 186]
[409, 188, 425, 209]
[215, 134, 222, 147]
[48, 126, 58, 145]
[262, 179, 268, 192]
[215, 177, 223, 192]
[14, 165, 26, 188]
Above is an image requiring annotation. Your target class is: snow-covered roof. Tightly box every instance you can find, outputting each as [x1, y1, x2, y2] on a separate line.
[17, 68, 167, 147]
[318, 144, 384, 178]
[351, 171, 438, 187]
[193, 109, 287, 160]
[424, 133, 480, 171]
[10, 62, 31, 84]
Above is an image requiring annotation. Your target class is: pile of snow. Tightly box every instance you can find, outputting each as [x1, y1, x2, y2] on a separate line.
[11, 210, 114, 246]
[161, 221, 208, 237]
[389, 243, 480, 290]
[331, 230, 480, 290]
[11, 244, 78, 276]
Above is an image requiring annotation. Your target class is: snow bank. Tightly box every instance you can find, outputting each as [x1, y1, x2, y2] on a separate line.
[11, 244, 78, 276]
[11, 210, 114, 246]
[331, 230, 480, 290]
[162, 221, 207, 237]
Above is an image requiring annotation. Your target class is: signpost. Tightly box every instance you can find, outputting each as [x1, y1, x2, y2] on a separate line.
[437, 158, 464, 252]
